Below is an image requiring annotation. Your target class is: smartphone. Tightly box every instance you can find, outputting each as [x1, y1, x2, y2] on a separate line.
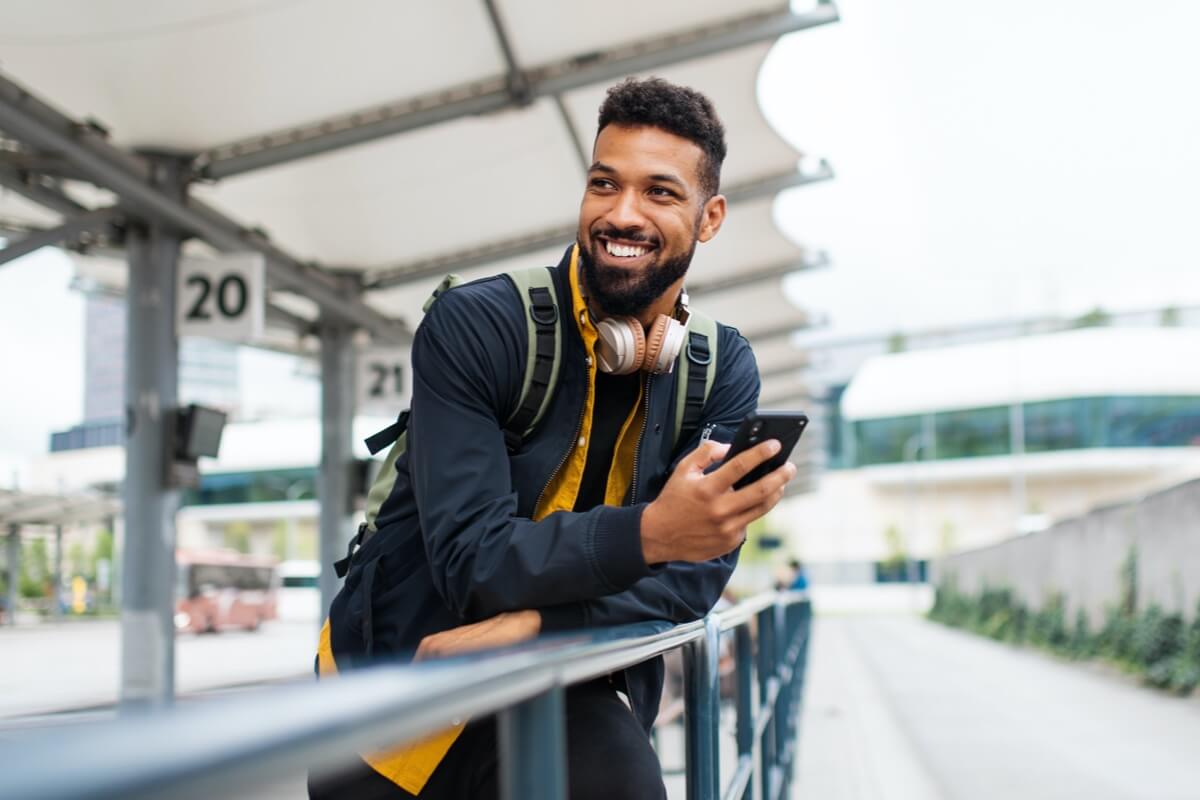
[723, 411, 808, 490]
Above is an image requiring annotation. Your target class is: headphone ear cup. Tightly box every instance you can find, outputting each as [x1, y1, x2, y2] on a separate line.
[595, 316, 645, 375]
[653, 317, 688, 374]
[642, 315, 672, 374]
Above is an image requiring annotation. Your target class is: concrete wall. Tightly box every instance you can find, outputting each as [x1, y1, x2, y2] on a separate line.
[932, 478, 1200, 625]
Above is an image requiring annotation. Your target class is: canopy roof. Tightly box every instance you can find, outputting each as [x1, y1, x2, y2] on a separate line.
[0, 487, 119, 527]
[1, 1, 834, 348]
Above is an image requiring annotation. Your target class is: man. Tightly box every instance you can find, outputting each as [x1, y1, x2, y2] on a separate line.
[310, 77, 796, 799]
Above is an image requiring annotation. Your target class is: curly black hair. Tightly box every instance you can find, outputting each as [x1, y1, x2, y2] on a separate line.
[596, 77, 727, 198]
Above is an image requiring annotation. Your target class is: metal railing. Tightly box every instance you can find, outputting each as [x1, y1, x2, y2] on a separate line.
[1, 592, 812, 800]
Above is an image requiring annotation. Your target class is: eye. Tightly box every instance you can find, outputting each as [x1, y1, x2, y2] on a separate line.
[589, 177, 616, 191]
[648, 186, 678, 199]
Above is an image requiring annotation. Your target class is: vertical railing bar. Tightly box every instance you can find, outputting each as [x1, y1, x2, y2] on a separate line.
[756, 605, 777, 800]
[499, 686, 567, 800]
[683, 616, 721, 800]
[733, 624, 754, 800]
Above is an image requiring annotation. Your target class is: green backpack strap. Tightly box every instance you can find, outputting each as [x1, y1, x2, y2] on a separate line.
[503, 266, 562, 451]
[673, 310, 719, 449]
[361, 267, 562, 531]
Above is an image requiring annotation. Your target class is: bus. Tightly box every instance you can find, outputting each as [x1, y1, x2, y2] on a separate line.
[175, 550, 278, 633]
[276, 559, 320, 621]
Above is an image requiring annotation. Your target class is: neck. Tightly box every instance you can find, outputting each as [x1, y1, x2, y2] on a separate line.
[635, 277, 686, 329]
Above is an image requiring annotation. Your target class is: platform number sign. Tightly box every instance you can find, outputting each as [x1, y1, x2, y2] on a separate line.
[176, 254, 265, 342]
[357, 348, 411, 416]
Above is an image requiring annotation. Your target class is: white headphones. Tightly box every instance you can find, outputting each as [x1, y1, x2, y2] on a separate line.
[593, 292, 691, 376]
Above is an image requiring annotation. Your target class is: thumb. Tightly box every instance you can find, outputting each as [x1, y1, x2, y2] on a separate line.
[684, 439, 730, 474]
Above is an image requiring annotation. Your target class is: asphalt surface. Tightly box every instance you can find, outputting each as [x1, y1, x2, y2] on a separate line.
[0, 617, 319, 719]
[793, 615, 1200, 800]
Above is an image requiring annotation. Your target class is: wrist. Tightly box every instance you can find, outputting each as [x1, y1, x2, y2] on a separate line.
[640, 500, 669, 565]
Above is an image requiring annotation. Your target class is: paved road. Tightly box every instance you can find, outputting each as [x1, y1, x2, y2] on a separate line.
[0, 618, 319, 718]
[793, 615, 1200, 800]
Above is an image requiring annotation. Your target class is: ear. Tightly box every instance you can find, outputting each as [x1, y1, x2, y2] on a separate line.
[697, 194, 727, 243]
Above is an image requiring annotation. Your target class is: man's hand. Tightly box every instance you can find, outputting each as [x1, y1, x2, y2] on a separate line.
[640, 439, 796, 564]
[414, 610, 542, 661]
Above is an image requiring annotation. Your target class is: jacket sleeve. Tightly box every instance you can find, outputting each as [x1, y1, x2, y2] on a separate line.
[539, 326, 761, 632]
[408, 282, 655, 622]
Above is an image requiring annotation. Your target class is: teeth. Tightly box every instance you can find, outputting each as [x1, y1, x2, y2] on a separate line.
[605, 240, 650, 258]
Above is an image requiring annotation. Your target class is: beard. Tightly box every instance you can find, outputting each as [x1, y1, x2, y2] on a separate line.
[578, 228, 697, 318]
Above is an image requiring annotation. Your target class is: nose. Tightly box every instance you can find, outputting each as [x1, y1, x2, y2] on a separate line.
[604, 187, 647, 234]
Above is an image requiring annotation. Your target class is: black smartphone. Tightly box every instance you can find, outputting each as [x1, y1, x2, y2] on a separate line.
[723, 411, 808, 490]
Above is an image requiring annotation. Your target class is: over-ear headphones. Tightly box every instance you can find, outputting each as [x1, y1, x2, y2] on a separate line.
[593, 294, 691, 376]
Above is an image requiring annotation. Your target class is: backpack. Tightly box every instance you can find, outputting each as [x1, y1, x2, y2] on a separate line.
[336, 266, 718, 577]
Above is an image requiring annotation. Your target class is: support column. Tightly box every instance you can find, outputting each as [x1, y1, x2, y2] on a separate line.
[53, 524, 63, 620]
[4, 524, 18, 626]
[120, 163, 183, 710]
[318, 322, 355, 622]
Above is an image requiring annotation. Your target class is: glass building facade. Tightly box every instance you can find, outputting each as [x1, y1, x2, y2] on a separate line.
[180, 467, 317, 507]
[845, 396, 1200, 467]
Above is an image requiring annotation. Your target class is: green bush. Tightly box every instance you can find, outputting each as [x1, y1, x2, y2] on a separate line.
[928, 579, 1200, 697]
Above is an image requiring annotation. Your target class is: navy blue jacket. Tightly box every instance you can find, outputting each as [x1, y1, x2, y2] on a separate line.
[328, 246, 760, 731]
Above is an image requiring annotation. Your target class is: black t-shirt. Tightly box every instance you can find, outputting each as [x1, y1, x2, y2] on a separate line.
[573, 370, 643, 512]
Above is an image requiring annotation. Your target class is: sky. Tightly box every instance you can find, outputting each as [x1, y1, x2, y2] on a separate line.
[3, 0, 1200, 471]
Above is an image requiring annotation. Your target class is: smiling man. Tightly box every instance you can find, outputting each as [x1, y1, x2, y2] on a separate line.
[310, 78, 796, 800]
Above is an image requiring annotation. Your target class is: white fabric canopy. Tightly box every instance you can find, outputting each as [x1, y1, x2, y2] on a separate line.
[1, 0, 830, 367]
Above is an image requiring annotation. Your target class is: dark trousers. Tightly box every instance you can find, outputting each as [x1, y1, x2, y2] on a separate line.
[308, 679, 667, 800]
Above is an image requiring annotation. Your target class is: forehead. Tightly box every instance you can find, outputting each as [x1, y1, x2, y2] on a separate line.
[592, 124, 705, 186]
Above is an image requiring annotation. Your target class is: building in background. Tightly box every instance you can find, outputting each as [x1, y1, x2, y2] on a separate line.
[50, 291, 240, 453]
[781, 323, 1200, 585]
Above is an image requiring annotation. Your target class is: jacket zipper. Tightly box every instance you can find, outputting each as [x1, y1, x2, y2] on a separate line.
[629, 374, 655, 504]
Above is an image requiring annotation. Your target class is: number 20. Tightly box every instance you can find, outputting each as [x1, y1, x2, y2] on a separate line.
[186, 274, 248, 320]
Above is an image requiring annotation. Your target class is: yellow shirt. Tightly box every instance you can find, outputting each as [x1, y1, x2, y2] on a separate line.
[317, 244, 646, 793]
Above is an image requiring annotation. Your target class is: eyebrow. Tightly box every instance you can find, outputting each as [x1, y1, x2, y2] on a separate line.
[588, 161, 688, 191]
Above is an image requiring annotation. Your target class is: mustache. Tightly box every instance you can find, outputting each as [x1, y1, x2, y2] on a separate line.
[592, 227, 659, 247]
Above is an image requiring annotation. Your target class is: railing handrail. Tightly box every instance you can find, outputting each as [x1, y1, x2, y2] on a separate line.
[0, 591, 812, 800]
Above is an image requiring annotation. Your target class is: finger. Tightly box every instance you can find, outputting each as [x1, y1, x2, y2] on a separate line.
[712, 439, 782, 489]
[683, 440, 731, 474]
[717, 461, 796, 516]
[724, 487, 786, 537]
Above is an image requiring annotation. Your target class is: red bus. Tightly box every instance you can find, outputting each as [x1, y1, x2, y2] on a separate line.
[175, 550, 278, 633]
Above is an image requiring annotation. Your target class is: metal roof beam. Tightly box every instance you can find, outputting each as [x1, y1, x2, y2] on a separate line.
[743, 317, 821, 345]
[364, 164, 834, 290]
[0, 206, 119, 268]
[758, 360, 811, 381]
[196, 2, 840, 179]
[0, 72, 409, 345]
[687, 251, 829, 298]
[0, 162, 89, 216]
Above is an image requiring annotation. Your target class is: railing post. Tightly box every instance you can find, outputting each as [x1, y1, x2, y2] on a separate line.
[756, 604, 778, 800]
[734, 624, 755, 800]
[683, 615, 721, 800]
[499, 686, 567, 800]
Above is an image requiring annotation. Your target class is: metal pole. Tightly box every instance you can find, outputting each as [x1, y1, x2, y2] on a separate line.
[5, 524, 18, 626]
[120, 164, 183, 710]
[499, 686, 567, 800]
[756, 606, 778, 800]
[734, 625, 755, 800]
[53, 524, 63, 620]
[683, 615, 721, 800]
[318, 322, 355, 621]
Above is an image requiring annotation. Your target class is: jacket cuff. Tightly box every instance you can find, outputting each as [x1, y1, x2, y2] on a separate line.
[538, 603, 587, 633]
[589, 503, 652, 591]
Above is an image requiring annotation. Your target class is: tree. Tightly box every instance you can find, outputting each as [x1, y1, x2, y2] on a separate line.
[1071, 307, 1111, 329]
[19, 538, 51, 599]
